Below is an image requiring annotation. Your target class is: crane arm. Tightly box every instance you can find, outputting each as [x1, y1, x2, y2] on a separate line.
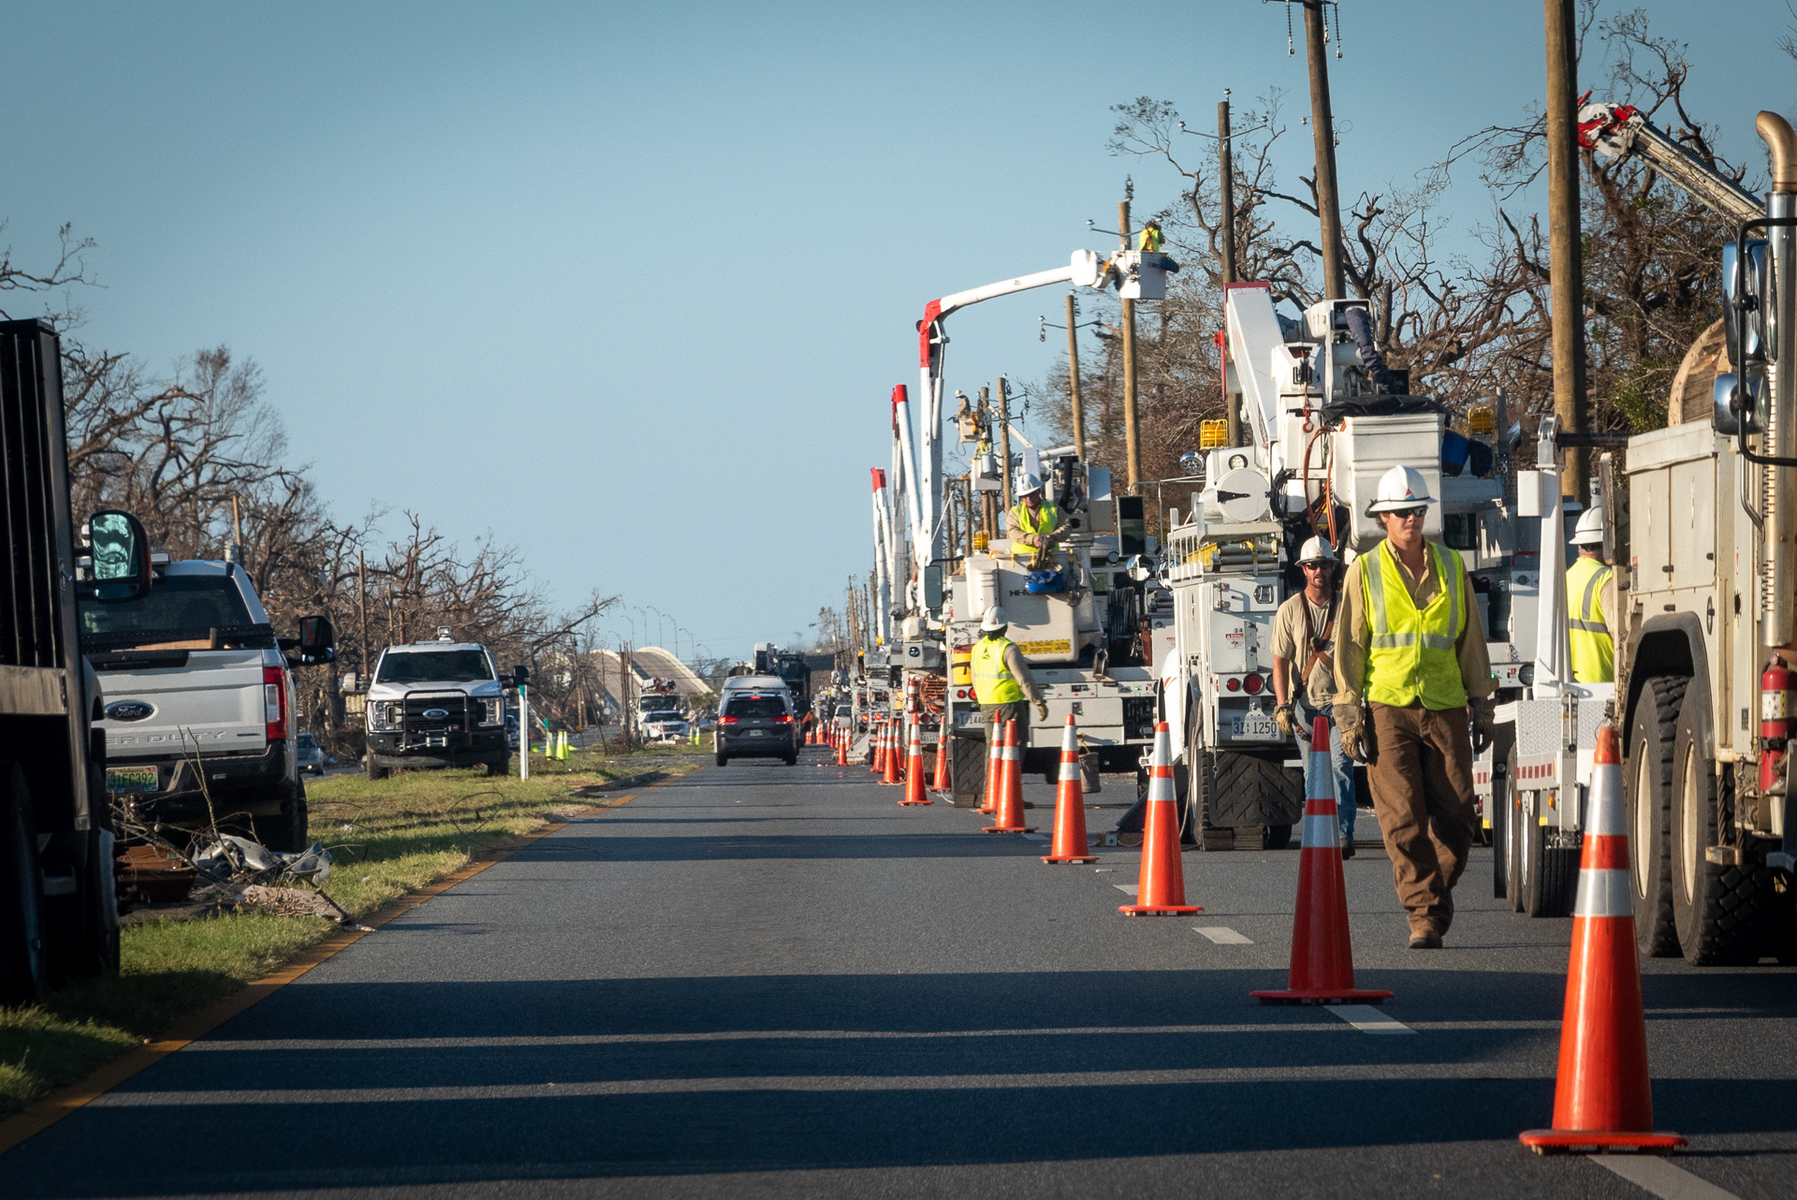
[1578, 101, 1763, 225]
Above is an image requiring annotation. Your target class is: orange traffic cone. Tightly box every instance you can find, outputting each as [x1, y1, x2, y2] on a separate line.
[983, 720, 1035, 832]
[900, 718, 932, 805]
[931, 727, 951, 793]
[881, 718, 903, 785]
[871, 719, 885, 775]
[835, 726, 848, 766]
[1120, 722, 1199, 915]
[1252, 714, 1392, 1004]
[1043, 715, 1096, 863]
[1521, 725, 1686, 1155]
[977, 718, 1000, 814]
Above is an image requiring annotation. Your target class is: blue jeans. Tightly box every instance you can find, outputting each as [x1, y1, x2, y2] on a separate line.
[1299, 701, 1358, 842]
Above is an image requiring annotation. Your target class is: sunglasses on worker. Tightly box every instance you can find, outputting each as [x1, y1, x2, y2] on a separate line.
[1384, 506, 1428, 521]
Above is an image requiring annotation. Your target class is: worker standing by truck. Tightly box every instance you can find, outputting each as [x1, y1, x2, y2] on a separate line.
[1272, 537, 1358, 857]
[1565, 509, 1615, 684]
[971, 604, 1049, 748]
[1333, 466, 1494, 950]
[1008, 473, 1069, 570]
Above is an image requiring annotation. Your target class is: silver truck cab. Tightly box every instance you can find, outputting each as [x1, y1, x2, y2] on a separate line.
[363, 637, 509, 778]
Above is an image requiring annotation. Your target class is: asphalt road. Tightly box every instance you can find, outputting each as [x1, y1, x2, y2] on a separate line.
[7, 748, 1796, 1199]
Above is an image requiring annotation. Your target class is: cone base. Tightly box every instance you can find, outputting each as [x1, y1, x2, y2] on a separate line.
[982, 824, 1037, 833]
[1042, 855, 1098, 864]
[1519, 1130, 1686, 1155]
[1251, 988, 1393, 1005]
[897, 798, 933, 806]
[1119, 904, 1201, 915]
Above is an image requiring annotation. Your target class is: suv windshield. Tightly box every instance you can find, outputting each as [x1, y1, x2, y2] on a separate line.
[725, 697, 786, 719]
[377, 650, 494, 684]
[639, 696, 681, 712]
[78, 574, 256, 643]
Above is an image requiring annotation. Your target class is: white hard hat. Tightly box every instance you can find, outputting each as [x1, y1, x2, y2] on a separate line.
[1570, 507, 1605, 545]
[980, 604, 1009, 632]
[1016, 470, 1044, 495]
[1297, 535, 1337, 565]
[1365, 464, 1438, 515]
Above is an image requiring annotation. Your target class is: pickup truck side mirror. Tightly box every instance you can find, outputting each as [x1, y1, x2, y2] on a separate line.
[81, 509, 152, 603]
[282, 614, 336, 666]
[512, 665, 530, 688]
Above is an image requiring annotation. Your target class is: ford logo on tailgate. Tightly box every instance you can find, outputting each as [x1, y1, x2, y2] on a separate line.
[422, 708, 449, 719]
[105, 701, 155, 722]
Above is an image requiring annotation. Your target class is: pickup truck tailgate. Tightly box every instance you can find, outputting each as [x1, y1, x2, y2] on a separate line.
[96, 650, 269, 759]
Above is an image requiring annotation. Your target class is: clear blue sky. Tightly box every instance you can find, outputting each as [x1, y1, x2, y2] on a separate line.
[1, 1, 1785, 659]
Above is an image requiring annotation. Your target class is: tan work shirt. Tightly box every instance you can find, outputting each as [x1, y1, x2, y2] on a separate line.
[1271, 590, 1339, 709]
[1333, 539, 1494, 710]
[1000, 641, 1041, 704]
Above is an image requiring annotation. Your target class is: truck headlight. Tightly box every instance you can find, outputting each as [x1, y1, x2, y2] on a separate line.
[368, 701, 402, 732]
[481, 698, 504, 726]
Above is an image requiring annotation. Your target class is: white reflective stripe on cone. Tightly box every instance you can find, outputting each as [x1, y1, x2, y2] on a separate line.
[1585, 776, 1628, 835]
[1573, 867, 1634, 918]
[1060, 758, 1081, 782]
[1302, 814, 1339, 848]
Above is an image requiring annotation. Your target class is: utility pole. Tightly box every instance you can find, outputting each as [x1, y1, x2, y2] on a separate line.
[1119, 194, 1142, 491]
[996, 376, 1014, 518]
[1066, 293, 1086, 460]
[1544, 0, 1589, 502]
[1218, 94, 1237, 287]
[1302, 0, 1346, 300]
[979, 385, 997, 541]
[356, 551, 369, 682]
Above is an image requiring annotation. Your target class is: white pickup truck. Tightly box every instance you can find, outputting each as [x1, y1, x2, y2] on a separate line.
[79, 559, 334, 851]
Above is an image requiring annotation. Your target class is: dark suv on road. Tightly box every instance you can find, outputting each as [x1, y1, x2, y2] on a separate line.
[714, 684, 797, 767]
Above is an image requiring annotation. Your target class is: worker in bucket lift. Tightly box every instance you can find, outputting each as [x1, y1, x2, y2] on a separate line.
[1333, 464, 1494, 950]
[1137, 218, 1164, 253]
[1566, 508, 1615, 684]
[1272, 536, 1359, 858]
[972, 604, 1049, 752]
[1008, 472, 1068, 570]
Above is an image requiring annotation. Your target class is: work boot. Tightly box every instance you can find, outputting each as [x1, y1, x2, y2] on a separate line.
[1408, 933, 1443, 950]
[1341, 843, 1356, 860]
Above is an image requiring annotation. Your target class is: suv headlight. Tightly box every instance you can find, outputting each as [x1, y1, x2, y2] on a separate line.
[368, 701, 402, 732]
[480, 698, 504, 726]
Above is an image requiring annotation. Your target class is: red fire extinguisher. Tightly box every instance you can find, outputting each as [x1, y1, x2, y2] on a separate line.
[1759, 658, 1797, 793]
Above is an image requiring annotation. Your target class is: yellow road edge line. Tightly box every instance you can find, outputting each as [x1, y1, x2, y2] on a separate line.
[0, 773, 678, 1156]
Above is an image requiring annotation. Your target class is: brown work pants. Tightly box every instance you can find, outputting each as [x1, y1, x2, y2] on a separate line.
[1366, 702, 1477, 938]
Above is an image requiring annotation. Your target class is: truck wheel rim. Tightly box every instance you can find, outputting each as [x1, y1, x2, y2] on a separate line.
[1679, 745, 1699, 905]
[1632, 754, 1652, 900]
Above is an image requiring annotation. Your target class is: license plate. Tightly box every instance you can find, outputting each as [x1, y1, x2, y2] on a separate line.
[1230, 709, 1282, 741]
[746, 729, 767, 737]
[954, 709, 977, 728]
[106, 766, 158, 794]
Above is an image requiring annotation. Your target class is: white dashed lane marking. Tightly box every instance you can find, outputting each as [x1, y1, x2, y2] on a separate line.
[1020, 833, 1047, 841]
[1113, 884, 1137, 894]
[1193, 927, 1253, 944]
[1325, 1005, 1416, 1035]
[1594, 1155, 1744, 1200]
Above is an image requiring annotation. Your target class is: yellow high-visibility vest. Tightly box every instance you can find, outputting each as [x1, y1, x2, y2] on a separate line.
[1137, 226, 1163, 252]
[1567, 555, 1614, 683]
[1360, 538, 1469, 710]
[971, 636, 1026, 705]
[1009, 501, 1058, 565]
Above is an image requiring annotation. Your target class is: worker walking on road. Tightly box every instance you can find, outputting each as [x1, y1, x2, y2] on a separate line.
[971, 604, 1049, 770]
[1272, 536, 1358, 857]
[1333, 465, 1494, 950]
[1008, 472, 1069, 570]
[1566, 508, 1615, 684]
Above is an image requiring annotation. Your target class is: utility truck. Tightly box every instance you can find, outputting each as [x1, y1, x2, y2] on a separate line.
[1157, 284, 1525, 850]
[0, 319, 150, 1002]
[1487, 102, 1797, 964]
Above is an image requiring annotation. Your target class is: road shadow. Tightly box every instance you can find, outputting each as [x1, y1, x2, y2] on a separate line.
[7, 969, 1795, 1195]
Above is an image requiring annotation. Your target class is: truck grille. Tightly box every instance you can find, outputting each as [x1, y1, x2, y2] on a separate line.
[403, 694, 468, 745]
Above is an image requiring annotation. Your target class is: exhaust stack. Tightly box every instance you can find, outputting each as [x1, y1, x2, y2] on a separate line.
[1760, 111, 1797, 646]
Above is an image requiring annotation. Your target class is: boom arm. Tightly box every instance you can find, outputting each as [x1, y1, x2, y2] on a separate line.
[1578, 101, 1763, 224]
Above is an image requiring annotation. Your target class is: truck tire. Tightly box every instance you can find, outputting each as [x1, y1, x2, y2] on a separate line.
[1626, 675, 1683, 957]
[1505, 768, 1526, 913]
[485, 756, 509, 777]
[1670, 695, 1770, 964]
[0, 764, 49, 1005]
[1181, 742, 1302, 851]
[1524, 810, 1578, 918]
[951, 734, 986, 809]
[364, 751, 390, 782]
[1491, 725, 1515, 901]
[253, 780, 309, 853]
[715, 751, 729, 767]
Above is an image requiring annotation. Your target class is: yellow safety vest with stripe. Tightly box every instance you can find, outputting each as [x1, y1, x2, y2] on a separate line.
[1137, 226, 1162, 252]
[1567, 555, 1614, 684]
[971, 635, 1026, 705]
[1009, 501, 1059, 565]
[1360, 538, 1469, 711]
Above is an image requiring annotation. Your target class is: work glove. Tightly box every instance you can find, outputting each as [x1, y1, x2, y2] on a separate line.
[1470, 698, 1495, 757]
[1274, 702, 1297, 737]
[1035, 701, 1050, 721]
[1334, 704, 1367, 763]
